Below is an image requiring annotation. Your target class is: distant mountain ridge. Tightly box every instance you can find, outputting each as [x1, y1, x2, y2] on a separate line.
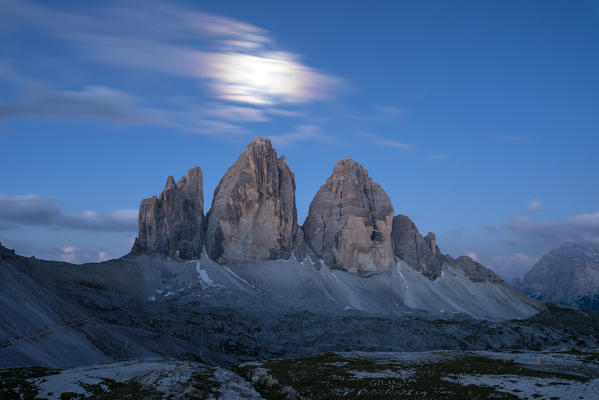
[517, 242, 599, 310]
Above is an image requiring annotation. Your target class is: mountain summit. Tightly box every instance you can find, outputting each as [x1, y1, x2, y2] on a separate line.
[205, 137, 297, 264]
[303, 158, 395, 274]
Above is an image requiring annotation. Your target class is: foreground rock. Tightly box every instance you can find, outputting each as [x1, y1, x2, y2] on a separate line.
[205, 138, 297, 264]
[303, 158, 395, 274]
[391, 214, 444, 280]
[517, 242, 599, 309]
[7, 349, 599, 399]
[132, 167, 204, 259]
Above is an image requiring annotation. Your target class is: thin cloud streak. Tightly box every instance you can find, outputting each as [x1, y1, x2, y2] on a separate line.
[0, 194, 137, 232]
[520, 198, 543, 214]
[0, 86, 249, 135]
[488, 252, 539, 279]
[0, 86, 158, 122]
[268, 125, 336, 148]
[360, 134, 415, 150]
[2, 0, 342, 106]
[506, 211, 599, 247]
[374, 138, 415, 150]
[494, 134, 535, 144]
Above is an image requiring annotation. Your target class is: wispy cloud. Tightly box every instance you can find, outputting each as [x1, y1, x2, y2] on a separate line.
[520, 198, 543, 214]
[374, 138, 415, 150]
[488, 252, 539, 279]
[485, 224, 500, 234]
[268, 125, 336, 148]
[494, 134, 535, 144]
[0, 86, 157, 122]
[375, 106, 407, 116]
[203, 104, 269, 122]
[0, 86, 251, 135]
[506, 211, 599, 247]
[0, 194, 137, 232]
[2, 0, 342, 107]
[360, 133, 414, 150]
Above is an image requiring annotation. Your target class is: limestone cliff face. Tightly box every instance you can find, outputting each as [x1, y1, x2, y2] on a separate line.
[391, 215, 444, 280]
[132, 167, 204, 259]
[302, 158, 395, 274]
[205, 137, 297, 264]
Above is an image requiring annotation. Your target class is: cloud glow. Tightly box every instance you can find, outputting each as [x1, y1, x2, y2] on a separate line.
[3, 0, 340, 109]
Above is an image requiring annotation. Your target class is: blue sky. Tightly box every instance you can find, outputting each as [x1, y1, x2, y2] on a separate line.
[1, 0, 598, 279]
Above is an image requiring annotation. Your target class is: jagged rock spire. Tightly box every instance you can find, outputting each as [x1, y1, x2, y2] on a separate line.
[302, 158, 395, 274]
[132, 166, 204, 259]
[205, 137, 298, 264]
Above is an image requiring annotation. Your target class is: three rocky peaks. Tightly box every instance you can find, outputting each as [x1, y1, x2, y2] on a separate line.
[133, 137, 502, 282]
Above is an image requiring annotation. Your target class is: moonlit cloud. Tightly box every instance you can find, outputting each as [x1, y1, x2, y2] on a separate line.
[204, 52, 340, 105]
[0, 194, 137, 232]
[2, 0, 341, 108]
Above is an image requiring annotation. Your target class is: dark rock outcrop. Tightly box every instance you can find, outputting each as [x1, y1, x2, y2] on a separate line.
[302, 158, 395, 274]
[205, 137, 297, 264]
[391, 214, 503, 283]
[132, 167, 204, 259]
[443, 254, 504, 284]
[391, 215, 444, 280]
[292, 227, 308, 261]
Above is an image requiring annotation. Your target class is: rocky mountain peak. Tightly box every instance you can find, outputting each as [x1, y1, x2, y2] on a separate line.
[205, 137, 297, 264]
[518, 242, 599, 309]
[246, 136, 272, 151]
[303, 158, 395, 274]
[132, 166, 204, 259]
[164, 175, 176, 191]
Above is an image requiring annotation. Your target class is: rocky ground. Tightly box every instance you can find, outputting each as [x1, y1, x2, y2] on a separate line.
[2, 349, 598, 399]
[3, 243, 599, 398]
